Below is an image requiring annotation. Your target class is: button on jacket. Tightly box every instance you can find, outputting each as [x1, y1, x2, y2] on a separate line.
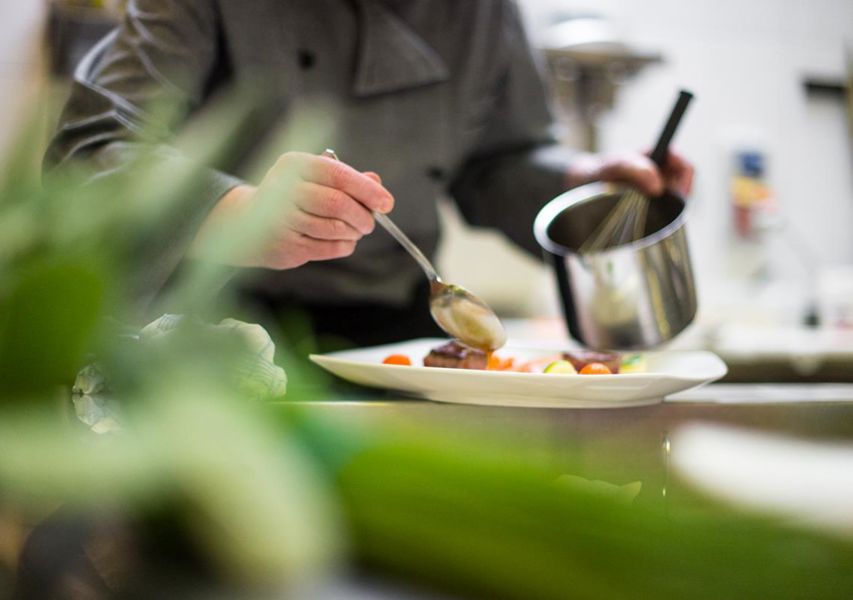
[48, 0, 573, 308]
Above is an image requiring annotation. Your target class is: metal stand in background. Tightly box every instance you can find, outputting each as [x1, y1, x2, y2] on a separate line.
[540, 17, 662, 153]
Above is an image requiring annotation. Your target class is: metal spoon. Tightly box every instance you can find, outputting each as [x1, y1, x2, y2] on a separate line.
[322, 149, 507, 351]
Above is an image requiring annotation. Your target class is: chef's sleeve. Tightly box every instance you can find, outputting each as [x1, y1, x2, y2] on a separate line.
[45, 0, 244, 306]
[448, 1, 572, 256]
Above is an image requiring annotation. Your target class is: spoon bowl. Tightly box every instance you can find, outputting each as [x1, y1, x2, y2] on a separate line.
[429, 281, 507, 352]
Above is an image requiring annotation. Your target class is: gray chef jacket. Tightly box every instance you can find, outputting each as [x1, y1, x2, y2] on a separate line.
[47, 0, 572, 308]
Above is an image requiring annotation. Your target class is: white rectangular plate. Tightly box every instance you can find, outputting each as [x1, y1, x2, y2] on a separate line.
[309, 338, 728, 409]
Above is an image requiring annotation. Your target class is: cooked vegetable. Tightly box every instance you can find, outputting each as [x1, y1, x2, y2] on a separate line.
[579, 362, 612, 375]
[620, 353, 647, 373]
[516, 355, 562, 373]
[543, 360, 577, 375]
[383, 354, 412, 366]
[487, 354, 515, 371]
[563, 350, 621, 374]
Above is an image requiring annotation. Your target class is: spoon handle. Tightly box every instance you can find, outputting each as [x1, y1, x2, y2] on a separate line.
[321, 149, 441, 283]
[373, 211, 441, 283]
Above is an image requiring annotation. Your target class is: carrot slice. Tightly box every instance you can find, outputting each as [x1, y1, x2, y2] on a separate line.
[579, 362, 612, 375]
[383, 354, 412, 366]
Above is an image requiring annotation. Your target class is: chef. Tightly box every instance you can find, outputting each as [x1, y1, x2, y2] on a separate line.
[47, 0, 693, 348]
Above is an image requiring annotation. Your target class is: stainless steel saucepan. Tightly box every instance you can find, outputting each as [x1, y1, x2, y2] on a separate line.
[534, 183, 697, 350]
[535, 89, 697, 350]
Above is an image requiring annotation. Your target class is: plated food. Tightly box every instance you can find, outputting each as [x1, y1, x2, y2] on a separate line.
[312, 338, 727, 408]
[423, 341, 489, 370]
[384, 340, 645, 375]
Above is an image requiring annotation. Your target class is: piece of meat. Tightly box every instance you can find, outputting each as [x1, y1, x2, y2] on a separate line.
[562, 350, 621, 374]
[423, 341, 488, 370]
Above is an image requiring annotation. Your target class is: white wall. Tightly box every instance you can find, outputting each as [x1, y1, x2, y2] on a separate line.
[0, 1, 47, 161]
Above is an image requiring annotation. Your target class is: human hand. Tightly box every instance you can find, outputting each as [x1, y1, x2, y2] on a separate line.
[193, 152, 393, 270]
[567, 150, 694, 198]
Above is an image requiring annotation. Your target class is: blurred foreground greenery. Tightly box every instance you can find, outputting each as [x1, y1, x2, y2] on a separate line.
[0, 93, 852, 599]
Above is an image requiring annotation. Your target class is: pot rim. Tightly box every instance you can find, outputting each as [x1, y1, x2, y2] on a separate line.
[534, 182, 690, 257]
